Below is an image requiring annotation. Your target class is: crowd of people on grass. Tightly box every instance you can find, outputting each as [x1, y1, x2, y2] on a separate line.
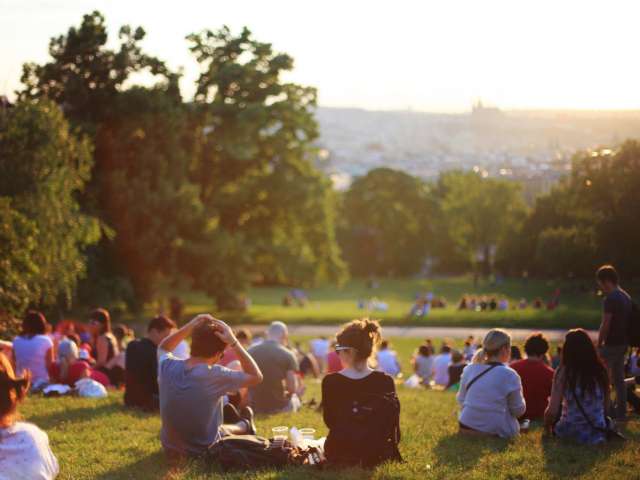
[0, 264, 638, 478]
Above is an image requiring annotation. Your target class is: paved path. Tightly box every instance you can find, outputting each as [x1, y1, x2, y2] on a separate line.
[249, 324, 598, 342]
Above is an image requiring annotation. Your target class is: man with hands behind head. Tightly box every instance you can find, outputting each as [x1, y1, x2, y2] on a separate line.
[158, 314, 263, 458]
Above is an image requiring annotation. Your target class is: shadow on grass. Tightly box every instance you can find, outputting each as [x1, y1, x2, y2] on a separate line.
[541, 434, 623, 477]
[93, 450, 168, 480]
[433, 432, 509, 469]
[26, 401, 155, 430]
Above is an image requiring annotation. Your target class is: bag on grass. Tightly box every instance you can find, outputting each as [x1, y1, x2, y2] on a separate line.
[75, 378, 108, 398]
[206, 435, 320, 471]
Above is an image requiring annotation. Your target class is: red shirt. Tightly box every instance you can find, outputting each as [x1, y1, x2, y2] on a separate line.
[511, 358, 554, 419]
[326, 350, 342, 374]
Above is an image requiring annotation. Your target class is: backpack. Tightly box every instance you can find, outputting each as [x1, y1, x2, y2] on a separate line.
[326, 391, 402, 468]
[205, 435, 315, 471]
[629, 300, 640, 347]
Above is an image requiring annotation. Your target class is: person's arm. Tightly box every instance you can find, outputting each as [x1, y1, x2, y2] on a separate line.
[285, 370, 299, 396]
[159, 314, 210, 353]
[44, 346, 54, 372]
[598, 313, 612, 347]
[96, 336, 109, 367]
[321, 376, 338, 428]
[212, 319, 263, 388]
[456, 368, 468, 405]
[544, 367, 565, 434]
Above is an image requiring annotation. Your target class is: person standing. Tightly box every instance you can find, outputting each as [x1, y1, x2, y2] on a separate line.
[596, 265, 631, 421]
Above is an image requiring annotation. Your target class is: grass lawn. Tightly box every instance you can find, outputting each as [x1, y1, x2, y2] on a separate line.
[20, 338, 639, 480]
[157, 276, 604, 330]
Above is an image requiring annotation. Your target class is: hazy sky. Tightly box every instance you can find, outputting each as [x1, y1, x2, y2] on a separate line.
[2, 0, 640, 112]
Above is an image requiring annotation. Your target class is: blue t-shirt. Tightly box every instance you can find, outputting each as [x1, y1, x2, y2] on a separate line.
[603, 288, 631, 346]
[158, 350, 247, 455]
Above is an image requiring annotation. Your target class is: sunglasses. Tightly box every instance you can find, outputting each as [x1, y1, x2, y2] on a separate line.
[334, 345, 355, 353]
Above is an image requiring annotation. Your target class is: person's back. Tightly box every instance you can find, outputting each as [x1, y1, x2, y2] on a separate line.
[511, 359, 553, 419]
[13, 312, 53, 388]
[432, 350, 452, 386]
[0, 352, 58, 480]
[553, 370, 607, 445]
[248, 339, 298, 413]
[376, 346, 400, 377]
[603, 287, 632, 347]
[415, 353, 434, 383]
[125, 337, 159, 410]
[457, 363, 524, 437]
[0, 422, 59, 480]
[321, 319, 401, 468]
[323, 371, 399, 466]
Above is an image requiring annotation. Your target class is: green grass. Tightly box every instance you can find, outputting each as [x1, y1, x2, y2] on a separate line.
[19, 339, 639, 479]
[157, 276, 604, 330]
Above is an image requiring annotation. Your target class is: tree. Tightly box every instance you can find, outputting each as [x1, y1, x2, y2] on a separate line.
[91, 86, 207, 305]
[0, 198, 38, 336]
[339, 168, 433, 276]
[435, 171, 527, 276]
[0, 100, 101, 314]
[187, 26, 347, 308]
[19, 10, 171, 131]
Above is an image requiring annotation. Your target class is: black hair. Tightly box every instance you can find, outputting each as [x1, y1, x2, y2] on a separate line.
[596, 265, 619, 285]
[191, 320, 226, 358]
[22, 311, 46, 337]
[524, 332, 550, 357]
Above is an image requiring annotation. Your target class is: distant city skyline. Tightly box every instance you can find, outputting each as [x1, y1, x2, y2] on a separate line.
[2, 0, 640, 112]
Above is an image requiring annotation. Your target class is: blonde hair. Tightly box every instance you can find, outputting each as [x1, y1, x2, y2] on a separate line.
[58, 339, 79, 381]
[473, 329, 511, 364]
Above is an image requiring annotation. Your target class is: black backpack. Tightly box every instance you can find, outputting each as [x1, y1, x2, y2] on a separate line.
[326, 391, 402, 468]
[205, 435, 315, 471]
[629, 300, 640, 347]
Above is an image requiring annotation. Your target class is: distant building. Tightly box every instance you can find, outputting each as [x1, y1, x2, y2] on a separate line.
[471, 100, 503, 121]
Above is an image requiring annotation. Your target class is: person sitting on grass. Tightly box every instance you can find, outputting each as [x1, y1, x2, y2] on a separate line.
[49, 339, 110, 388]
[446, 350, 467, 391]
[457, 329, 526, 438]
[511, 333, 554, 421]
[322, 318, 402, 467]
[544, 329, 609, 444]
[158, 314, 263, 458]
[248, 321, 303, 414]
[12, 311, 54, 391]
[124, 315, 176, 411]
[0, 352, 59, 480]
[376, 340, 401, 378]
[432, 344, 452, 387]
[88, 308, 119, 384]
[413, 344, 434, 386]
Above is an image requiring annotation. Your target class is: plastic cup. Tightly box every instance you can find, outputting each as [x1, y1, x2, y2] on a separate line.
[299, 428, 316, 440]
[272, 426, 289, 447]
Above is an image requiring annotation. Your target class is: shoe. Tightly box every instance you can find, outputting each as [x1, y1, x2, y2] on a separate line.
[240, 406, 256, 435]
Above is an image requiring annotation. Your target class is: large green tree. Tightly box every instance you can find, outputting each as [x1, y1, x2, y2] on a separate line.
[434, 171, 527, 276]
[339, 168, 433, 276]
[187, 27, 347, 308]
[0, 100, 101, 318]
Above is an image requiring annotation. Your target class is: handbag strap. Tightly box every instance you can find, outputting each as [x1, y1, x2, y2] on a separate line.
[571, 385, 607, 434]
[465, 362, 501, 392]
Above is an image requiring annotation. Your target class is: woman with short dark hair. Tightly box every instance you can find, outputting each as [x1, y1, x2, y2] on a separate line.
[12, 311, 54, 390]
[544, 329, 609, 444]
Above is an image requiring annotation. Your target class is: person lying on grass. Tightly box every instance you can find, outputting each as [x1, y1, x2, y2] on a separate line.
[158, 314, 263, 459]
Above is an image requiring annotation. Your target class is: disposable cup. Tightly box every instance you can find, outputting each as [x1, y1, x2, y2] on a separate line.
[299, 428, 316, 440]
